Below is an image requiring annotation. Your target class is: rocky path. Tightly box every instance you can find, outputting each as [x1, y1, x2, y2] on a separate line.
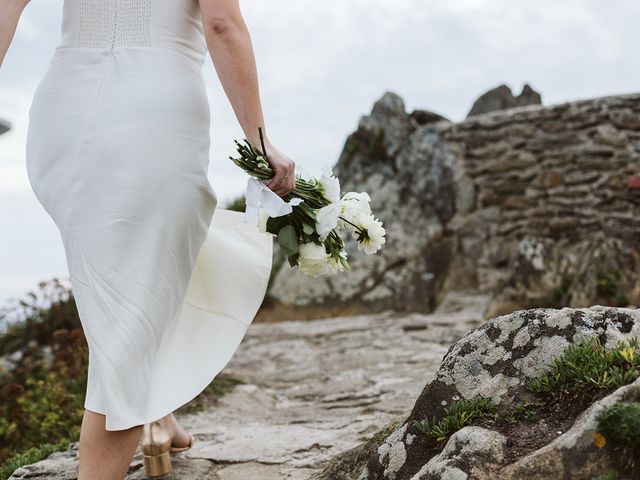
[9, 291, 491, 480]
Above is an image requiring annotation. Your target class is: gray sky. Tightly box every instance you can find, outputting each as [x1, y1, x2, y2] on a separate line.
[1, 0, 638, 306]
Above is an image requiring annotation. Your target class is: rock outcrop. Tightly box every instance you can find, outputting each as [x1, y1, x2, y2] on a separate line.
[352, 305, 640, 480]
[264, 91, 640, 321]
[466, 83, 542, 117]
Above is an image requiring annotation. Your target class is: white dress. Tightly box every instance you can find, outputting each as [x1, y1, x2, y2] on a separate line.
[25, 0, 273, 431]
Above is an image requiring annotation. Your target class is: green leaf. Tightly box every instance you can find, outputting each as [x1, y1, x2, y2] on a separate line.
[278, 225, 299, 255]
[287, 252, 299, 267]
[302, 223, 315, 235]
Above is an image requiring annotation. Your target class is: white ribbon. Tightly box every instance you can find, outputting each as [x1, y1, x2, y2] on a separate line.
[244, 176, 304, 224]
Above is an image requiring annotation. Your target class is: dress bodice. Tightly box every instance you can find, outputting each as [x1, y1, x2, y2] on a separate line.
[57, 0, 207, 64]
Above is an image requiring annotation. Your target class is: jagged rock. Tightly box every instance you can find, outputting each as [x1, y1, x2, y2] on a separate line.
[357, 305, 640, 479]
[263, 91, 460, 320]
[485, 235, 640, 318]
[262, 91, 640, 322]
[466, 83, 542, 117]
[409, 109, 450, 126]
[410, 427, 506, 480]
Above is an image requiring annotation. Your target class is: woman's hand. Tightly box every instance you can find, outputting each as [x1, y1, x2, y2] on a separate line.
[255, 137, 296, 197]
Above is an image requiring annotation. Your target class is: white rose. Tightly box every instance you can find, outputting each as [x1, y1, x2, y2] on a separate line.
[298, 241, 333, 277]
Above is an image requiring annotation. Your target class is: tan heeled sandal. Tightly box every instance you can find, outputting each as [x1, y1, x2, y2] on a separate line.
[141, 421, 173, 477]
[141, 420, 196, 477]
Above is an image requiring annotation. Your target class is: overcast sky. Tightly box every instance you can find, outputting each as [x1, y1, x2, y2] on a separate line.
[0, 0, 638, 306]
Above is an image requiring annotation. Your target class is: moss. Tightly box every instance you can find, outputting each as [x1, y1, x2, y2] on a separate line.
[372, 419, 403, 444]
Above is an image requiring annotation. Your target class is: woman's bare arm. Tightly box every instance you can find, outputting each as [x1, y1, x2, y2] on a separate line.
[0, 0, 30, 70]
[199, 0, 295, 197]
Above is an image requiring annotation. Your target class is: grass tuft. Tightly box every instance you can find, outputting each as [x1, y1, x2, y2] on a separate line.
[412, 397, 496, 448]
[527, 336, 640, 398]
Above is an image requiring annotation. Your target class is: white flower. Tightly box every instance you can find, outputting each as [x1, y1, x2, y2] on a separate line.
[319, 166, 340, 203]
[315, 201, 340, 241]
[298, 242, 333, 277]
[256, 207, 270, 233]
[338, 191, 372, 228]
[352, 211, 386, 254]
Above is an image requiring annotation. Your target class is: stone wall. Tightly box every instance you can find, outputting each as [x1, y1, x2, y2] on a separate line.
[261, 92, 640, 321]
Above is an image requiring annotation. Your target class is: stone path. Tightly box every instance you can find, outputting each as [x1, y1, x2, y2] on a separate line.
[9, 291, 491, 479]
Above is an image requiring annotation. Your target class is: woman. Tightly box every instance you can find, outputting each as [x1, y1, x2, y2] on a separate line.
[0, 0, 295, 478]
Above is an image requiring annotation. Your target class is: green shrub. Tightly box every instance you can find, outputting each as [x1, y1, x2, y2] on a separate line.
[0, 278, 78, 355]
[596, 401, 640, 456]
[0, 438, 74, 480]
[527, 336, 640, 397]
[0, 279, 244, 477]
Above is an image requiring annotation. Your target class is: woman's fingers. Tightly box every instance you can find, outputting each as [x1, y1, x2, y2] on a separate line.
[267, 159, 296, 197]
[267, 167, 287, 195]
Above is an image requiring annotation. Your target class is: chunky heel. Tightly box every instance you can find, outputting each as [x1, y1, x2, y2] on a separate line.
[141, 421, 173, 477]
[143, 449, 171, 477]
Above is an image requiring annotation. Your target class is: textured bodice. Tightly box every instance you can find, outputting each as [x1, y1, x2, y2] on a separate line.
[58, 0, 207, 64]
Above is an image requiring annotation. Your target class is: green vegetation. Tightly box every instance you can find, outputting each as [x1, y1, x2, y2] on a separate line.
[550, 268, 631, 308]
[590, 471, 619, 480]
[224, 193, 246, 213]
[412, 397, 496, 448]
[595, 271, 629, 307]
[490, 399, 539, 426]
[411, 336, 640, 457]
[595, 400, 640, 473]
[372, 419, 403, 444]
[527, 336, 640, 396]
[0, 278, 244, 479]
[551, 273, 574, 305]
[0, 278, 77, 356]
[0, 437, 75, 480]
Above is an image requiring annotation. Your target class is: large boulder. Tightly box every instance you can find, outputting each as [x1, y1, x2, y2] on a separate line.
[262, 91, 457, 321]
[466, 83, 542, 117]
[354, 305, 640, 479]
[261, 91, 640, 321]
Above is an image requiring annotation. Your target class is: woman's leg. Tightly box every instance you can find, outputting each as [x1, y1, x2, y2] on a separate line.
[77, 409, 143, 480]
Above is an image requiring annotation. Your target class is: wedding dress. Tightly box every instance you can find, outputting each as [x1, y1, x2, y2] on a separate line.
[25, 0, 273, 430]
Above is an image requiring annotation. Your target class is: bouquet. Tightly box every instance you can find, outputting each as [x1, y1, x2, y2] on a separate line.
[230, 127, 386, 277]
